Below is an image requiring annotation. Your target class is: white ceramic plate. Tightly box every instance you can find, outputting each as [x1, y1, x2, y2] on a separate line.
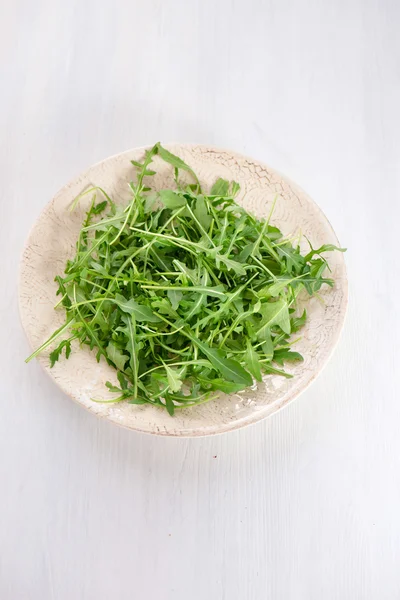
[19, 145, 347, 436]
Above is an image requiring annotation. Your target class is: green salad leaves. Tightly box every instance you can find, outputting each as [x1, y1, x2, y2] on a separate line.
[26, 143, 344, 414]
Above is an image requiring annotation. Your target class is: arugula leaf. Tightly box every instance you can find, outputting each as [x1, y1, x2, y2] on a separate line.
[156, 144, 200, 189]
[277, 245, 304, 273]
[267, 276, 294, 297]
[117, 371, 128, 390]
[304, 244, 346, 262]
[210, 178, 230, 196]
[165, 395, 175, 416]
[159, 189, 187, 209]
[164, 364, 183, 393]
[49, 339, 72, 368]
[198, 378, 247, 394]
[273, 349, 303, 366]
[215, 254, 247, 275]
[244, 341, 262, 382]
[259, 328, 274, 360]
[114, 294, 161, 322]
[92, 200, 108, 215]
[194, 195, 212, 229]
[26, 141, 344, 414]
[192, 339, 253, 386]
[230, 181, 240, 197]
[291, 309, 307, 332]
[106, 342, 128, 371]
[122, 315, 138, 399]
[167, 289, 183, 310]
[106, 381, 122, 393]
[257, 299, 291, 337]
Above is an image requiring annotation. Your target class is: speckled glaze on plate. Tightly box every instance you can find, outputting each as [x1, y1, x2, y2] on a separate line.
[19, 145, 347, 436]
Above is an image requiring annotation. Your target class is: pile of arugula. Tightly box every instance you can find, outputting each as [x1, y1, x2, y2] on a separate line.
[26, 143, 344, 414]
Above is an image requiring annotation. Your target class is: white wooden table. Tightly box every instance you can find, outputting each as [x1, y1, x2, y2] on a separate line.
[1, 1, 399, 598]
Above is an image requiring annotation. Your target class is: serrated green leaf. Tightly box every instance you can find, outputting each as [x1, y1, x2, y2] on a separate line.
[114, 294, 161, 322]
[165, 395, 175, 416]
[244, 341, 262, 382]
[304, 244, 346, 262]
[157, 144, 200, 189]
[257, 300, 290, 337]
[268, 276, 299, 297]
[167, 289, 182, 310]
[131, 160, 144, 168]
[277, 245, 305, 273]
[194, 195, 212, 229]
[159, 189, 187, 209]
[164, 364, 183, 393]
[259, 328, 274, 360]
[210, 178, 230, 196]
[216, 254, 247, 275]
[291, 309, 307, 332]
[273, 349, 303, 366]
[199, 378, 247, 394]
[230, 181, 240, 197]
[92, 200, 108, 215]
[106, 342, 128, 371]
[193, 339, 253, 386]
[117, 371, 128, 390]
